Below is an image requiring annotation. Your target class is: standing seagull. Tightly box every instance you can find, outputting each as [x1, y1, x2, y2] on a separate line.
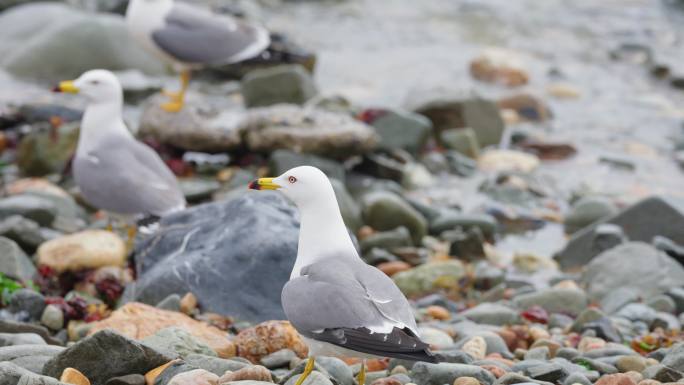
[249, 166, 437, 385]
[54, 70, 186, 240]
[126, 0, 270, 112]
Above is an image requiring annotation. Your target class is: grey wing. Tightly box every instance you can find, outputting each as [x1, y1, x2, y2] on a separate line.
[152, 3, 270, 65]
[74, 138, 185, 216]
[282, 258, 436, 362]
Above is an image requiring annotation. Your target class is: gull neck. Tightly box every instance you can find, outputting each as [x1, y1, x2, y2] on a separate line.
[291, 189, 359, 279]
[78, 100, 130, 155]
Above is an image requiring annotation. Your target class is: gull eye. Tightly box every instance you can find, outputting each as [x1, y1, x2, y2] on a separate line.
[288, 176, 297, 184]
[91, 80, 99, 85]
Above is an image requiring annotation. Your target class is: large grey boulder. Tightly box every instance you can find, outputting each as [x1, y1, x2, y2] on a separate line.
[583, 242, 684, 302]
[0, 3, 165, 79]
[556, 196, 684, 269]
[123, 192, 299, 322]
[43, 330, 172, 385]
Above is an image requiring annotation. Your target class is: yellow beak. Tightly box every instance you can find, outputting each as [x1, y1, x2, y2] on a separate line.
[248, 177, 281, 190]
[54, 80, 79, 94]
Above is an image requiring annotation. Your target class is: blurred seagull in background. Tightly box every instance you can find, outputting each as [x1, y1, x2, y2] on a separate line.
[125, 0, 270, 112]
[54, 70, 186, 243]
[249, 166, 437, 385]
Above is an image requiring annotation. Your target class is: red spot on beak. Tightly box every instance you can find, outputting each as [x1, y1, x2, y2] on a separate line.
[51, 86, 62, 93]
[248, 179, 260, 190]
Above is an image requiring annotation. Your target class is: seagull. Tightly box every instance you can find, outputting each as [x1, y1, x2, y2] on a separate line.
[249, 166, 437, 385]
[125, 0, 270, 112]
[54, 70, 186, 242]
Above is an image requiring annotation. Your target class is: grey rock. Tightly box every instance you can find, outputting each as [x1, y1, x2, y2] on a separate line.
[524, 347, 549, 361]
[581, 318, 622, 343]
[269, 150, 346, 183]
[591, 224, 628, 254]
[179, 178, 221, 203]
[0, 320, 62, 345]
[414, 97, 504, 148]
[433, 349, 474, 365]
[40, 305, 64, 331]
[555, 348, 580, 361]
[362, 248, 398, 265]
[600, 287, 641, 314]
[393, 260, 465, 297]
[647, 294, 677, 313]
[428, 212, 497, 239]
[564, 196, 617, 234]
[411, 362, 496, 385]
[139, 93, 245, 152]
[26, 191, 87, 233]
[443, 227, 486, 262]
[245, 104, 378, 158]
[0, 194, 56, 227]
[43, 329, 172, 385]
[570, 357, 617, 374]
[570, 308, 604, 332]
[370, 109, 432, 156]
[525, 363, 567, 383]
[453, 330, 510, 356]
[142, 327, 216, 359]
[642, 364, 684, 382]
[105, 374, 146, 385]
[0, 332, 46, 346]
[241, 65, 318, 107]
[494, 372, 553, 385]
[441, 128, 480, 158]
[460, 303, 519, 326]
[0, 3, 165, 79]
[562, 372, 591, 385]
[667, 287, 684, 314]
[513, 288, 588, 316]
[316, 356, 354, 385]
[155, 294, 182, 312]
[123, 192, 299, 322]
[0, 344, 64, 374]
[557, 196, 684, 269]
[359, 227, 412, 254]
[8, 289, 45, 320]
[652, 311, 680, 330]
[548, 314, 574, 329]
[0, 361, 66, 385]
[260, 349, 299, 369]
[0, 236, 36, 282]
[185, 354, 249, 376]
[361, 191, 427, 245]
[582, 346, 638, 358]
[662, 343, 684, 371]
[0, 215, 46, 253]
[583, 242, 684, 302]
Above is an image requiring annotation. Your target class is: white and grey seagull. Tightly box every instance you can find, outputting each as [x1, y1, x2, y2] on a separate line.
[249, 166, 437, 385]
[54, 70, 186, 241]
[126, 0, 270, 112]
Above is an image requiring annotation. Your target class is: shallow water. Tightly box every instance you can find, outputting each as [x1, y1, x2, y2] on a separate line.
[3, 0, 684, 259]
[264, 0, 684, 257]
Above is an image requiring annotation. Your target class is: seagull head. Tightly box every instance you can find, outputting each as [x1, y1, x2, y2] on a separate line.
[249, 166, 335, 207]
[53, 69, 122, 104]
